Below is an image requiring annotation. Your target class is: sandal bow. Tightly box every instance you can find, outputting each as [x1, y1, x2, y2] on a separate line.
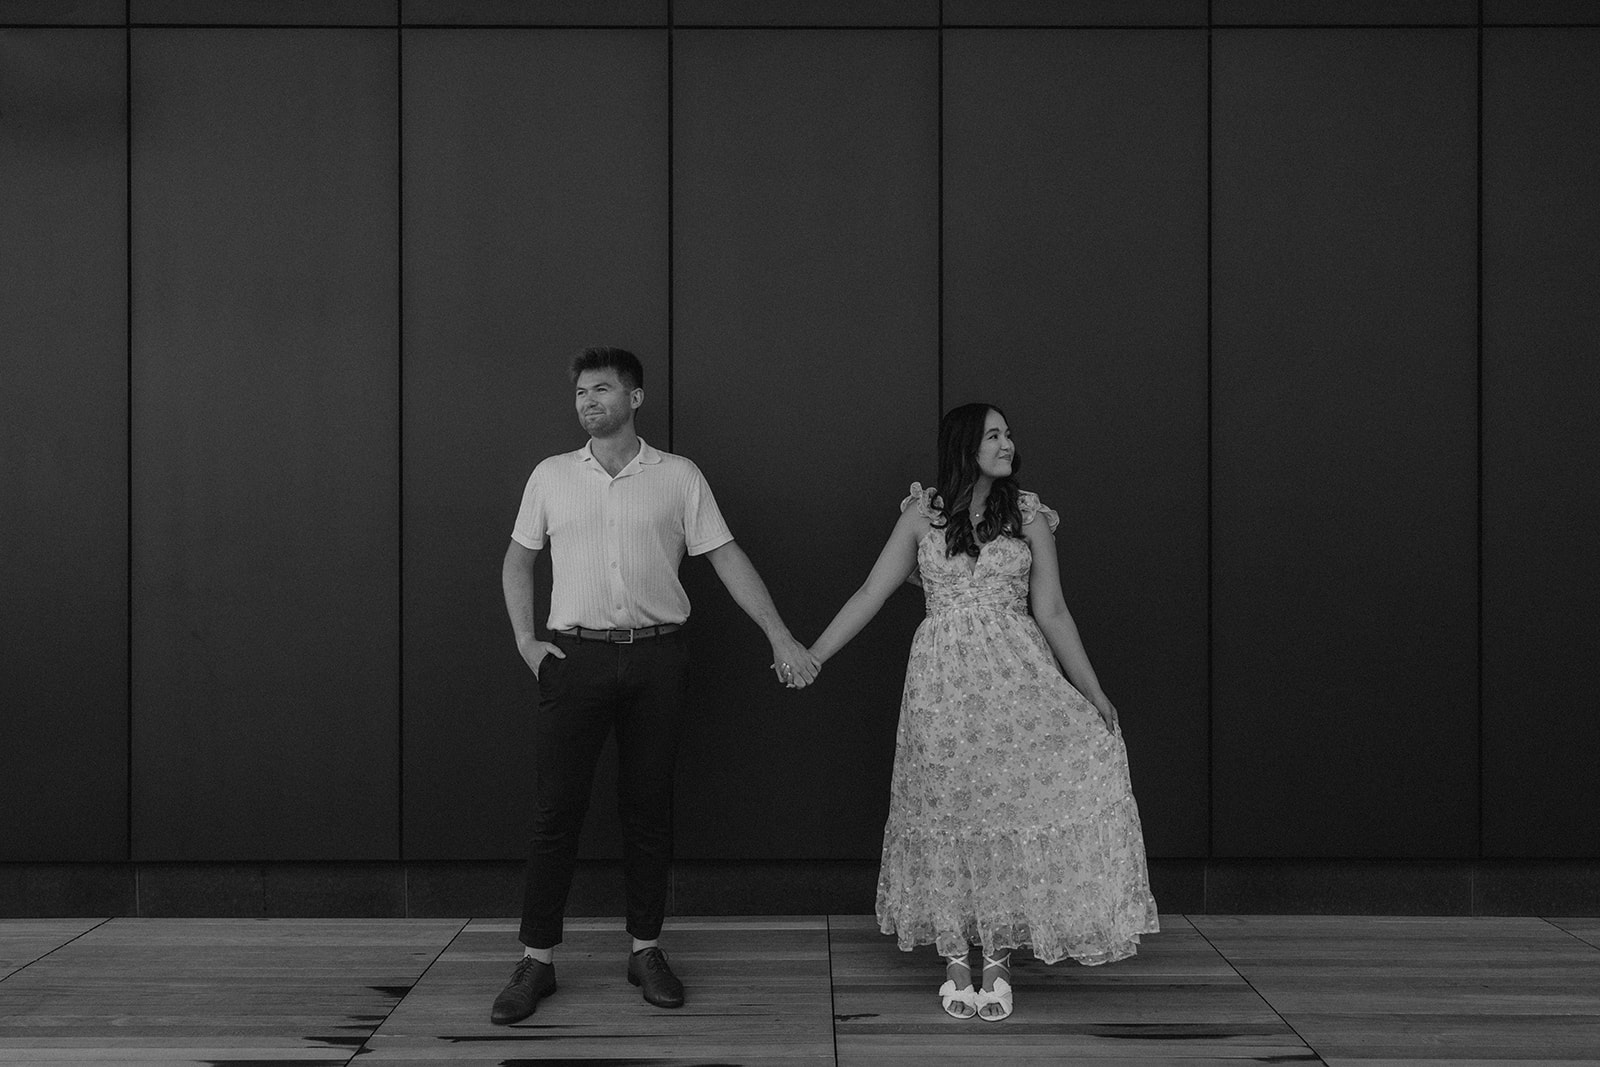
[976, 976, 1013, 1020]
[938, 978, 978, 1018]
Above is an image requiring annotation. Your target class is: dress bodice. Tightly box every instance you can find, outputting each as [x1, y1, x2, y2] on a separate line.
[901, 482, 1060, 618]
[917, 531, 1032, 616]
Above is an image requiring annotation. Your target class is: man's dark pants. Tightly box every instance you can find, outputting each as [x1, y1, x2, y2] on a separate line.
[519, 629, 689, 949]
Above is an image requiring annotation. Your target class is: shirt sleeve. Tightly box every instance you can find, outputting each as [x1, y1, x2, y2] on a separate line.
[682, 462, 735, 556]
[510, 464, 549, 550]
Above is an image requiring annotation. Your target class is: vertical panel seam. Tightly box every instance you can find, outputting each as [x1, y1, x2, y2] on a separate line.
[936, 10, 944, 425]
[1475, 0, 1485, 860]
[1205, 3, 1215, 861]
[667, 2, 675, 453]
[126, 0, 135, 864]
[396, 0, 406, 862]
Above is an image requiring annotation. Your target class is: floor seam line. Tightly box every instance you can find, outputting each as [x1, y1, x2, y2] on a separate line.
[1188, 915, 1329, 1067]
[344, 916, 473, 1066]
[826, 914, 841, 1066]
[0, 917, 115, 986]
[1540, 914, 1600, 953]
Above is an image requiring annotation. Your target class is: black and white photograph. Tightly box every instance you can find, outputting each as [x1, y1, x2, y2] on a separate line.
[3, 0, 1599, 1063]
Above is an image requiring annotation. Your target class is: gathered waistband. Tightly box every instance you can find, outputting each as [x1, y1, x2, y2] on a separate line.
[925, 599, 1028, 618]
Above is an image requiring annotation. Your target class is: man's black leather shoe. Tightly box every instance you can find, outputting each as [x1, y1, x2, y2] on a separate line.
[626, 946, 685, 1008]
[490, 956, 557, 1024]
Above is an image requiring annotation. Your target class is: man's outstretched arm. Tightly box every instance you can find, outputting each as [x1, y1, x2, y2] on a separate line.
[704, 540, 819, 688]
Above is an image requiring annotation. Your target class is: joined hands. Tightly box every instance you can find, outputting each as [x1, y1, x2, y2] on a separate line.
[769, 633, 820, 689]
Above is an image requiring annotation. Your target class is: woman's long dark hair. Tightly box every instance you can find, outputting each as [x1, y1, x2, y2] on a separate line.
[934, 403, 1025, 558]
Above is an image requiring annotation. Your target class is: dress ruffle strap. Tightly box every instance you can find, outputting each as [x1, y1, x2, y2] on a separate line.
[1019, 490, 1060, 533]
[901, 481, 941, 519]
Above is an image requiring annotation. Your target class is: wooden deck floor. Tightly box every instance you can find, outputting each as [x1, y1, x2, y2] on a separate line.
[3, 914, 1599, 1065]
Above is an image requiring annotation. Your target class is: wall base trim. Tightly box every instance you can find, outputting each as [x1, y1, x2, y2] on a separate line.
[2, 859, 1597, 918]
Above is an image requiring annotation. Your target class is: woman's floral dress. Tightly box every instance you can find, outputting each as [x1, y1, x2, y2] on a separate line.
[875, 483, 1160, 965]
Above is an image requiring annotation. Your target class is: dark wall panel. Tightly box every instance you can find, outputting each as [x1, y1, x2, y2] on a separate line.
[0, 29, 127, 860]
[402, 29, 668, 859]
[672, 29, 938, 858]
[1211, 29, 1478, 856]
[402, 0, 665, 23]
[1482, 29, 1600, 857]
[1212, 1, 1476, 23]
[1485, 1, 1600, 23]
[0, 1, 124, 23]
[130, 29, 399, 859]
[942, 0, 1205, 25]
[942, 29, 1210, 858]
[131, 1, 396, 23]
[673, 0, 937, 24]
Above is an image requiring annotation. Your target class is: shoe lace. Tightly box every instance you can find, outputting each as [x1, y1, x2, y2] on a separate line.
[638, 947, 670, 974]
[981, 953, 1010, 989]
[511, 956, 539, 982]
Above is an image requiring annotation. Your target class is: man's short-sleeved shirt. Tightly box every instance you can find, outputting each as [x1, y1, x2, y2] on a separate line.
[510, 437, 733, 631]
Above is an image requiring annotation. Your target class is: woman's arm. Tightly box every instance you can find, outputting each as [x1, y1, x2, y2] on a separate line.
[1023, 518, 1118, 730]
[810, 507, 926, 664]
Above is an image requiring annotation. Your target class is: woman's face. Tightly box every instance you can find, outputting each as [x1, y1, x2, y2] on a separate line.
[975, 409, 1014, 480]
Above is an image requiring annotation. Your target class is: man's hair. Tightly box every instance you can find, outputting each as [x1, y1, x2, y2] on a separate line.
[569, 346, 644, 391]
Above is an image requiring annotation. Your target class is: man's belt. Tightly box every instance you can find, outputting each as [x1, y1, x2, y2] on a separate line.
[556, 623, 682, 644]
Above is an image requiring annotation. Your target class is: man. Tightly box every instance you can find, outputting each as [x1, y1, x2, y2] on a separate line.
[491, 346, 819, 1024]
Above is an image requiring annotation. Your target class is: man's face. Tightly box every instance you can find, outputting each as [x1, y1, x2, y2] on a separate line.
[574, 368, 641, 439]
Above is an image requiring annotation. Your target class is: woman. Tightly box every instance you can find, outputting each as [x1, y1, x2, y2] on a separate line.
[809, 403, 1158, 1020]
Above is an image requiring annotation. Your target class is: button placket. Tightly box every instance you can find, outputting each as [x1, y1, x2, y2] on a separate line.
[604, 480, 627, 622]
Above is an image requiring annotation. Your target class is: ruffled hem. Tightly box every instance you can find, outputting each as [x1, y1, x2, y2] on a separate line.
[874, 819, 1159, 966]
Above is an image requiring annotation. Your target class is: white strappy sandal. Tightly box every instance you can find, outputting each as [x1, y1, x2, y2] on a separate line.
[938, 955, 978, 1019]
[976, 953, 1013, 1021]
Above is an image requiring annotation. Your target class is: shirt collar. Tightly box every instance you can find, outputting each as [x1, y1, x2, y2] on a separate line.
[577, 436, 661, 476]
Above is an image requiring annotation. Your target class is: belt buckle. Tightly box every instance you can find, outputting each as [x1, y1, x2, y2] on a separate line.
[612, 627, 635, 644]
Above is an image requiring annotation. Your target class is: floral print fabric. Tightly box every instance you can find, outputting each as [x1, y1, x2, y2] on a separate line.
[875, 483, 1160, 965]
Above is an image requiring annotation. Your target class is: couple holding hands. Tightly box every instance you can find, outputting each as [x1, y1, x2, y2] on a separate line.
[492, 346, 1157, 1026]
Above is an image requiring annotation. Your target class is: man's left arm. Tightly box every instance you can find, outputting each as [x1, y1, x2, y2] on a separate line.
[704, 540, 820, 688]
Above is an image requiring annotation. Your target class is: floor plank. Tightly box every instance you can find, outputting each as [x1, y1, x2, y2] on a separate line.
[0, 920, 106, 981]
[830, 913, 1318, 1064]
[357, 916, 836, 1064]
[5, 914, 1600, 1063]
[0, 917, 463, 1066]
[1190, 915, 1600, 1063]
